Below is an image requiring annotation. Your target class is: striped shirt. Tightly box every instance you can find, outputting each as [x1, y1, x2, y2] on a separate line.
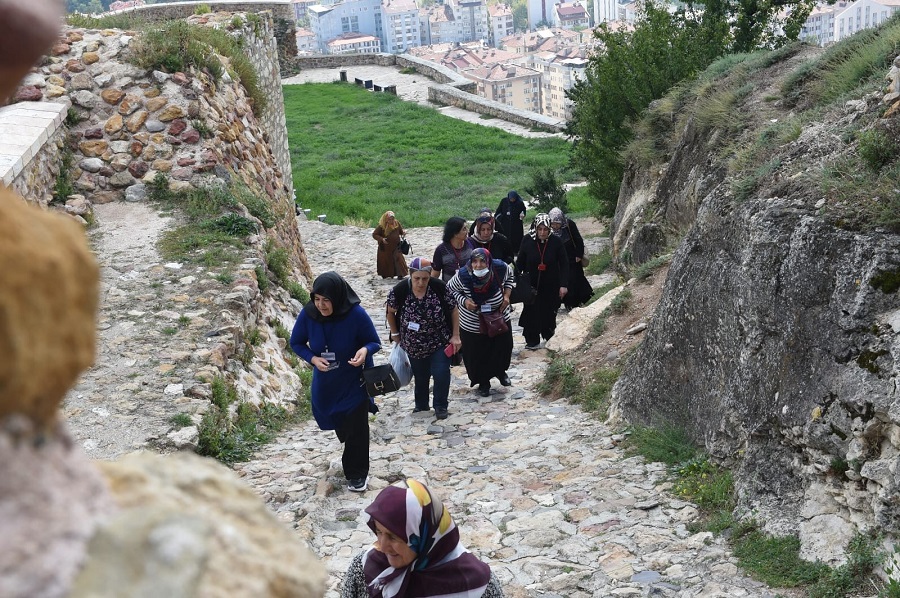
[446, 263, 514, 334]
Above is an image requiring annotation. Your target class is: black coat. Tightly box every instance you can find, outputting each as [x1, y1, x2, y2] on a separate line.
[494, 197, 526, 253]
[516, 234, 569, 292]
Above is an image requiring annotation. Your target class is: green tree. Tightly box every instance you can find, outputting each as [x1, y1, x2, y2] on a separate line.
[566, 0, 729, 215]
[525, 168, 568, 214]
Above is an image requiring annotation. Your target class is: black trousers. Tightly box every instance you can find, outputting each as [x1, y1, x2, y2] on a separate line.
[334, 399, 370, 480]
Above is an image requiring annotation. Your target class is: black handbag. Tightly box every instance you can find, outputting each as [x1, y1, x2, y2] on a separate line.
[362, 364, 401, 397]
[510, 271, 538, 305]
[399, 237, 411, 255]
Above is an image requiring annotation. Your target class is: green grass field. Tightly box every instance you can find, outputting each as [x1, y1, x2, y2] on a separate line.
[284, 82, 579, 227]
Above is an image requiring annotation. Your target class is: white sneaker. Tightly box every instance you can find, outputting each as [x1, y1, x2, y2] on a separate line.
[347, 476, 369, 492]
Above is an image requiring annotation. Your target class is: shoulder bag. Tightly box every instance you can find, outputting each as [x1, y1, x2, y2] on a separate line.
[479, 309, 509, 338]
[510, 271, 538, 305]
[362, 364, 401, 397]
[399, 237, 411, 255]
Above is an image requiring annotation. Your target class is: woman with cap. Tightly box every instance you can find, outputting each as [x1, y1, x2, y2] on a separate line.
[373, 211, 409, 279]
[516, 214, 569, 350]
[340, 478, 504, 598]
[469, 215, 514, 265]
[493, 191, 526, 254]
[290, 272, 382, 492]
[385, 258, 461, 420]
[549, 207, 593, 310]
[447, 248, 515, 397]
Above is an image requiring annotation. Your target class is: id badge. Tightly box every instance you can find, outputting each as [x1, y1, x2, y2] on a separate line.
[321, 351, 338, 371]
[407, 321, 421, 332]
[480, 304, 492, 313]
[537, 263, 547, 271]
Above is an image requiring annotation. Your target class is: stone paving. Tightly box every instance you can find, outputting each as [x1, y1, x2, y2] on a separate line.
[232, 218, 786, 598]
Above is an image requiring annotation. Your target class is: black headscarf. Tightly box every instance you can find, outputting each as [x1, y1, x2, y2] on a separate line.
[305, 271, 361, 323]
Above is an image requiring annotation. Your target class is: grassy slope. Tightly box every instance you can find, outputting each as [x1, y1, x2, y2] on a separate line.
[284, 82, 577, 227]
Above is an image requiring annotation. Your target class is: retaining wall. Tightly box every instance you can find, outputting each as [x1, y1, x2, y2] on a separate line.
[0, 101, 69, 208]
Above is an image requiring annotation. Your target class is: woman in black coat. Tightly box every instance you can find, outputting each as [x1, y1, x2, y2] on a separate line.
[549, 207, 593, 310]
[516, 213, 569, 350]
[494, 191, 526, 254]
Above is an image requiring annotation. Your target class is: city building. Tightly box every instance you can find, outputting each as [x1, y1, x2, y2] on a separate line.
[487, 3, 515, 47]
[296, 27, 317, 53]
[527, 46, 587, 118]
[292, 0, 321, 22]
[464, 63, 543, 111]
[382, 0, 422, 52]
[499, 27, 580, 54]
[555, 1, 589, 28]
[307, 0, 384, 53]
[420, 0, 489, 47]
[593, 0, 617, 24]
[415, 45, 521, 71]
[527, 0, 560, 28]
[798, 0, 900, 45]
[326, 31, 382, 53]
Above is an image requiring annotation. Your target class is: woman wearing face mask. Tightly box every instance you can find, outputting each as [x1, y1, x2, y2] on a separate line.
[447, 248, 515, 397]
[290, 272, 382, 493]
[340, 479, 504, 598]
[516, 214, 569, 350]
[385, 258, 461, 420]
[549, 207, 593, 310]
[469, 215, 515, 265]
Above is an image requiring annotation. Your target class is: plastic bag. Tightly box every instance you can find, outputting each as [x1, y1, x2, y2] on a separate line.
[389, 342, 413, 388]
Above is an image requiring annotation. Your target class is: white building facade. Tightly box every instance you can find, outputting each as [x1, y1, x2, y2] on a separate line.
[488, 3, 515, 47]
[799, 0, 900, 45]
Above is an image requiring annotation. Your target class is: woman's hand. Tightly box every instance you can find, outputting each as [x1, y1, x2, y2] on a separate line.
[450, 334, 462, 352]
[311, 356, 331, 372]
[500, 296, 510, 311]
[559, 287, 568, 299]
[464, 298, 478, 311]
[349, 347, 368, 367]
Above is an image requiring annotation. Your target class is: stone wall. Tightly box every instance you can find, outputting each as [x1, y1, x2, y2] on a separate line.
[294, 53, 566, 133]
[113, 0, 295, 25]
[0, 101, 68, 208]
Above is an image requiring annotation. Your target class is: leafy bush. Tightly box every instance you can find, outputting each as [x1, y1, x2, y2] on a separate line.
[858, 128, 899, 172]
[194, 3, 211, 14]
[266, 245, 292, 284]
[285, 279, 310, 303]
[208, 213, 257, 236]
[255, 265, 270, 293]
[169, 413, 193, 428]
[672, 456, 734, 511]
[524, 168, 568, 214]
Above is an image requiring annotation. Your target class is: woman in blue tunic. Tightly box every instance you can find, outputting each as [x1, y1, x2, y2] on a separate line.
[290, 272, 382, 492]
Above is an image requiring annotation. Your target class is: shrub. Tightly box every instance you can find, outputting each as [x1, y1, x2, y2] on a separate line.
[525, 168, 568, 214]
[538, 356, 581, 398]
[266, 245, 292, 284]
[255, 265, 270, 293]
[285, 279, 310, 304]
[208, 213, 258, 236]
[633, 256, 670, 282]
[858, 128, 899, 172]
[233, 184, 277, 228]
[570, 367, 619, 416]
[732, 528, 829, 588]
[169, 413, 193, 428]
[625, 424, 697, 465]
[194, 3, 211, 14]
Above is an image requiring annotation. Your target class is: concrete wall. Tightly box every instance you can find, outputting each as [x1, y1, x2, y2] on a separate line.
[0, 102, 69, 208]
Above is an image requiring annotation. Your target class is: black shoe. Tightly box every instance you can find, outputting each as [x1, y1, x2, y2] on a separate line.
[435, 409, 448, 420]
[412, 406, 429, 413]
[498, 373, 512, 386]
[347, 476, 369, 492]
[478, 384, 490, 397]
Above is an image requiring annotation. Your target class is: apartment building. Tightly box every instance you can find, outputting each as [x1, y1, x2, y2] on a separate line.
[593, 0, 616, 24]
[415, 45, 521, 71]
[465, 63, 543, 112]
[488, 3, 515, 47]
[292, 0, 321, 22]
[308, 0, 383, 51]
[527, 0, 560, 28]
[528, 46, 587, 119]
[420, 0, 489, 46]
[382, 0, 422, 52]
[327, 31, 383, 53]
[555, 1, 589, 28]
[296, 27, 317, 53]
[499, 27, 580, 54]
[799, 0, 900, 45]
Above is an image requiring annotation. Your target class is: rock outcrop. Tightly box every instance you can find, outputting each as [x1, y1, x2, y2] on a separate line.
[610, 44, 900, 563]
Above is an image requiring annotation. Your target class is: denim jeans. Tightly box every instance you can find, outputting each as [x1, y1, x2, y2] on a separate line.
[409, 346, 451, 411]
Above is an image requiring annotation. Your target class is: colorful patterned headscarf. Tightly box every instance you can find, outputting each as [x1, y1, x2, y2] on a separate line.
[472, 215, 495, 242]
[362, 479, 491, 598]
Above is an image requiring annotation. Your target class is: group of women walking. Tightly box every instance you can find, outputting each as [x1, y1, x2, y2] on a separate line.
[285, 196, 595, 598]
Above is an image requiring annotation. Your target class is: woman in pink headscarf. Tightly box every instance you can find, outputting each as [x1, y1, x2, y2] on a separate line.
[340, 479, 504, 598]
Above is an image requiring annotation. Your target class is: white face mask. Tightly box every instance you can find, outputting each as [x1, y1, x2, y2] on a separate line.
[473, 267, 490, 277]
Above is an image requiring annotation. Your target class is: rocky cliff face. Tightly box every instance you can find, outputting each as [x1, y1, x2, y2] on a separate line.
[610, 45, 900, 563]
